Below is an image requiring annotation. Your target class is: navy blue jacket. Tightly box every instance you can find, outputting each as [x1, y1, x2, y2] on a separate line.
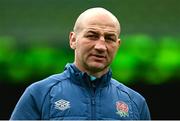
[10, 63, 151, 120]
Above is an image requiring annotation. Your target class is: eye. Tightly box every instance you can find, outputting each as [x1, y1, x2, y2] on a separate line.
[105, 35, 116, 42]
[86, 34, 99, 40]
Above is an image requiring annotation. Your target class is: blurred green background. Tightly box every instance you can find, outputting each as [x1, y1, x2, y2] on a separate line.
[0, 35, 179, 85]
[0, 0, 179, 85]
[0, 0, 180, 119]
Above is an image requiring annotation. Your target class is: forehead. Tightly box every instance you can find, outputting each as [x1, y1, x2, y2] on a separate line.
[80, 13, 119, 34]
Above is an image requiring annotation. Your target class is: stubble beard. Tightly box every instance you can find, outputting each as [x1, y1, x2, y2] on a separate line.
[83, 60, 110, 76]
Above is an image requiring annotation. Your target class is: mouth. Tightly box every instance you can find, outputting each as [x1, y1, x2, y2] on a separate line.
[94, 54, 106, 58]
[90, 54, 106, 60]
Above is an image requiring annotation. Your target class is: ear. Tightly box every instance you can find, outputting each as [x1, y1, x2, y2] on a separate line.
[69, 32, 77, 50]
[117, 38, 121, 47]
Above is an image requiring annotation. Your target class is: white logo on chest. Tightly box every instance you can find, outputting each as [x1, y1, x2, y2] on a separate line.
[54, 99, 70, 111]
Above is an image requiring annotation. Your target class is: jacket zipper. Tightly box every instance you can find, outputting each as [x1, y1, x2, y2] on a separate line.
[90, 82, 96, 120]
[91, 97, 95, 119]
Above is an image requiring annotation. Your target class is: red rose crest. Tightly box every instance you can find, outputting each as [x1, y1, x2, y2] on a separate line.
[116, 101, 129, 117]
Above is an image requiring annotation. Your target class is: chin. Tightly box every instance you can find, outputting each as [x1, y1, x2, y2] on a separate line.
[87, 62, 107, 72]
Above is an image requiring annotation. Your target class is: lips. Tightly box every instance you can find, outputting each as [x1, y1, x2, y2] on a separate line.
[94, 54, 106, 58]
[90, 54, 106, 60]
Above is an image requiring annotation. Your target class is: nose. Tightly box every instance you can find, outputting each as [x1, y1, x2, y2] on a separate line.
[94, 37, 107, 52]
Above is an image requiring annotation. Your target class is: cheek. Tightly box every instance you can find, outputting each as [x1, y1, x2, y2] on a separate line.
[108, 45, 118, 55]
[76, 42, 89, 56]
[77, 40, 93, 51]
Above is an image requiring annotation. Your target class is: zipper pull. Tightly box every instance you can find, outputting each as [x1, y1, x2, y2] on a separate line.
[91, 82, 96, 93]
[91, 98, 95, 105]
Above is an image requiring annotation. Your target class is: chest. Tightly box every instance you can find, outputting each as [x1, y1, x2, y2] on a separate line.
[45, 83, 139, 120]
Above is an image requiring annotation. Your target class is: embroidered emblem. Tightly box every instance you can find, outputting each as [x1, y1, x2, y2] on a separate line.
[116, 101, 129, 117]
[55, 99, 70, 111]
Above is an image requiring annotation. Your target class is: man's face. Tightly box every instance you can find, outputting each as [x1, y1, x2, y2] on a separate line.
[70, 14, 120, 74]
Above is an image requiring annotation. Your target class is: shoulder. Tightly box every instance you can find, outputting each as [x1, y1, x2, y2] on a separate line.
[110, 79, 151, 119]
[110, 78, 146, 104]
[10, 71, 70, 120]
[18, 70, 70, 109]
[21, 69, 70, 100]
[27, 70, 70, 94]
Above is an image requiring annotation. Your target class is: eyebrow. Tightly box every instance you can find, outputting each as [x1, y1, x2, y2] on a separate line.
[85, 30, 118, 41]
[85, 29, 117, 36]
[86, 30, 99, 34]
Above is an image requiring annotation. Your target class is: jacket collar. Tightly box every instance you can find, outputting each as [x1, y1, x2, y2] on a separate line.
[64, 63, 112, 88]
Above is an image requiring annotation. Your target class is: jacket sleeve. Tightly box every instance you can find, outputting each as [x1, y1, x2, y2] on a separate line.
[140, 100, 151, 120]
[10, 86, 41, 120]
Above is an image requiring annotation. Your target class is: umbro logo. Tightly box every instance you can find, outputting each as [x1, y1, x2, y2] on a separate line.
[54, 99, 70, 111]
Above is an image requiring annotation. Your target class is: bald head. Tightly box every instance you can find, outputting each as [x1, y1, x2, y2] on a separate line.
[73, 7, 121, 36]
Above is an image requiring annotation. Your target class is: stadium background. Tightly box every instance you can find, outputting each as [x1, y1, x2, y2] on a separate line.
[0, 0, 180, 119]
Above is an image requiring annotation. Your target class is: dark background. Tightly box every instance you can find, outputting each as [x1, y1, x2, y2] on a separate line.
[0, 0, 180, 119]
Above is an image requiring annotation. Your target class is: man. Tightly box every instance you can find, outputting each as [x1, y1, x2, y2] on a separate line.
[10, 7, 151, 120]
